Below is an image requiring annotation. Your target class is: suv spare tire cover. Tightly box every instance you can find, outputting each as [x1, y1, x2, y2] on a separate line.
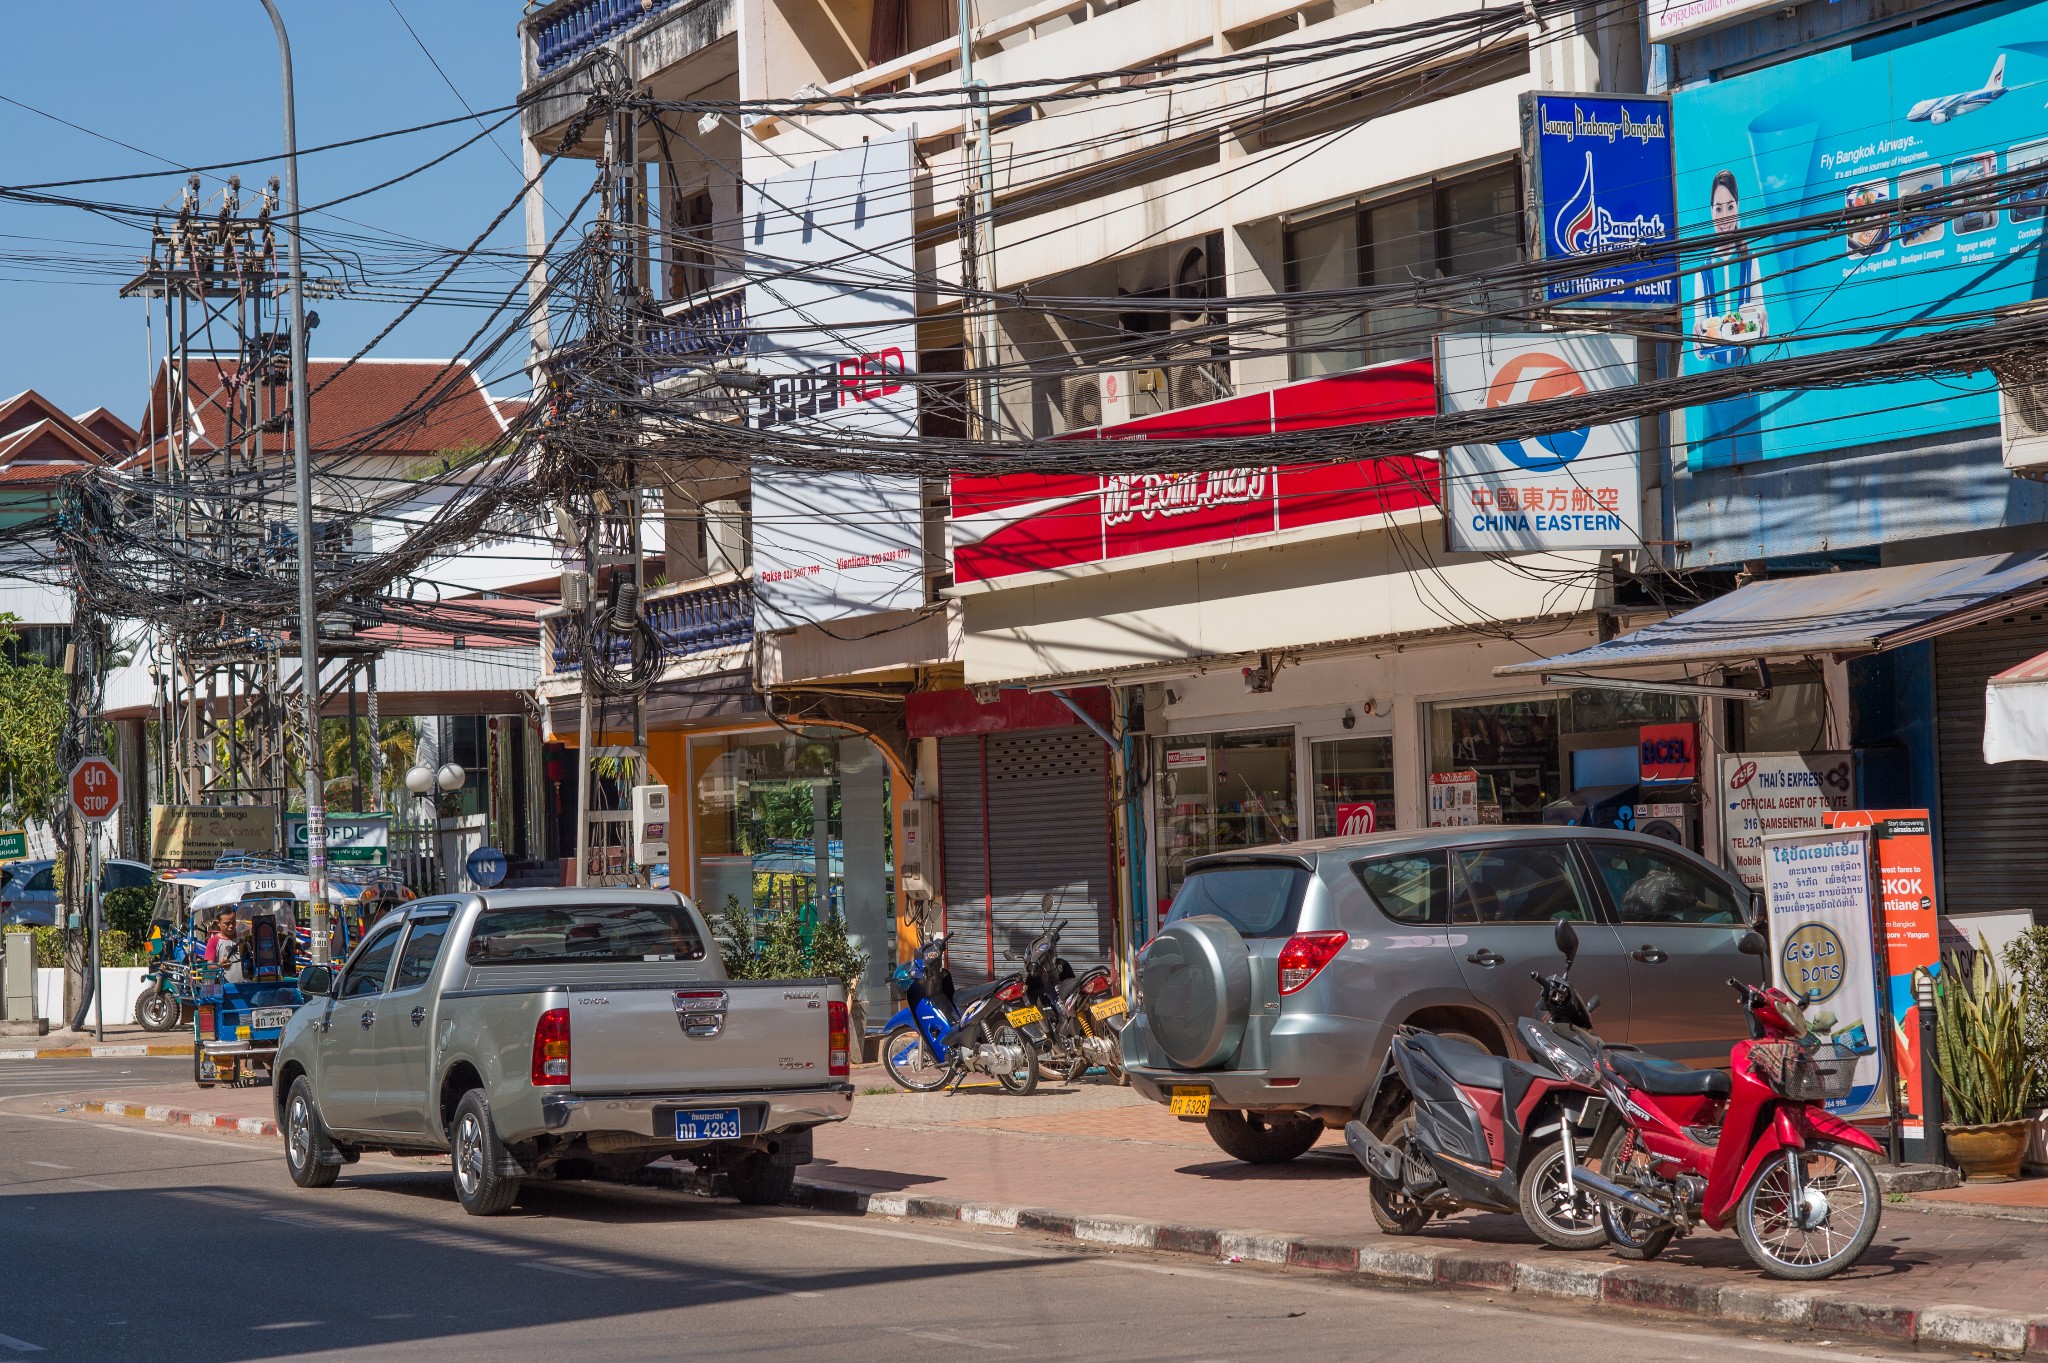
[1141, 915, 1252, 1069]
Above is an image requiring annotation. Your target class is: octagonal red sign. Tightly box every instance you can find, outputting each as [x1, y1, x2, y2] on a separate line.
[68, 757, 121, 823]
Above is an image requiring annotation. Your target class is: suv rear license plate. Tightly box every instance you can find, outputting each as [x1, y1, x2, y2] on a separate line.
[1169, 1086, 1211, 1117]
[249, 1007, 294, 1030]
[675, 1107, 742, 1142]
[1005, 1006, 1043, 1027]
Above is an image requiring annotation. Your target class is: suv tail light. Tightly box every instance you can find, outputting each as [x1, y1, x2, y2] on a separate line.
[531, 1007, 571, 1085]
[995, 980, 1025, 1003]
[828, 1000, 849, 1076]
[1278, 931, 1348, 996]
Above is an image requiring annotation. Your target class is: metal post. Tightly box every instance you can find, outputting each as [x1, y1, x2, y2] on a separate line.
[258, 0, 328, 964]
[89, 829, 104, 1042]
[957, 0, 997, 439]
[1916, 970, 1950, 1168]
[366, 660, 382, 813]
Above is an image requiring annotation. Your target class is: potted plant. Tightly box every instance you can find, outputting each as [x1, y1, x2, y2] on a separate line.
[2004, 927, 2048, 1174]
[805, 908, 872, 1056]
[1934, 938, 2033, 1182]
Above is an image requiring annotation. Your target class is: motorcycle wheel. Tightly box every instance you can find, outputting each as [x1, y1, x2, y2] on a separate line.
[881, 1025, 954, 1092]
[1734, 1140, 1881, 1281]
[134, 984, 179, 1032]
[990, 1024, 1039, 1095]
[1594, 1126, 1674, 1261]
[1518, 1138, 1608, 1251]
[1367, 1114, 1430, 1236]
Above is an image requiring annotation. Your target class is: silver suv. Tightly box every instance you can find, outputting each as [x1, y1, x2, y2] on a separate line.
[1122, 826, 1758, 1165]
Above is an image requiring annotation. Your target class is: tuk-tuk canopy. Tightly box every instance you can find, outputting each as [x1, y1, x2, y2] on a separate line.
[188, 875, 357, 912]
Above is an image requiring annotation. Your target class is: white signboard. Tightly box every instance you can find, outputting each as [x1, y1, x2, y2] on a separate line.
[745, 130, 923, 628]
[1719, 751, 1854, 889]
[1761, 826, 1886, 1119]
[1647, 0, 1778, 44]
[1438, 332, 1643, 553]
[1428, 770, 1479, 827]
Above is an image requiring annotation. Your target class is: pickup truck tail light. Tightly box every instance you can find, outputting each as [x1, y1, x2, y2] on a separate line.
[531, 1007, 571, 1086]
[827, 1000, 849, 1077]
[1278, 931, 1348, 996]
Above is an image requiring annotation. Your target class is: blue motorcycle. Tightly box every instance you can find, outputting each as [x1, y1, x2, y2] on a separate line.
[881, 929, 1043, 1094]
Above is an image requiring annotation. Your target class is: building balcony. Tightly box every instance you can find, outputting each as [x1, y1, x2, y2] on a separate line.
[645, 285, 749, 383]
[522, 0, 738, 152]
[542, 572, 754, 679]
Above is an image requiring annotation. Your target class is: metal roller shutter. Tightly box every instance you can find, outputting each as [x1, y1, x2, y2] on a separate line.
[936, 728, 1115, 987]
[1935, 612, 2048, 918]
[938, 736, 990, 985]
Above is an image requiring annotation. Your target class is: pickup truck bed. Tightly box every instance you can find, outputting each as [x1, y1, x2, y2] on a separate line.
[273, 888, 854, 1214]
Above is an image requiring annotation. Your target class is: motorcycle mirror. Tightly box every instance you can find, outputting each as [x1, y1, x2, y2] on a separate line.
[1552, 917, 1579, 965]
[1584, 993, 1600, 1014]
[1739, 929, 1771, 985]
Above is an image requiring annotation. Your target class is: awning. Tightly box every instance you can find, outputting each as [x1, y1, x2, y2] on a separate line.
[1499, 551, 2048, 677]
[1985, 649, 2048, 764]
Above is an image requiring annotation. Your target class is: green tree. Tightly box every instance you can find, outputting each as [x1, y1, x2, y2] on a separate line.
[0, 619, 66, 822]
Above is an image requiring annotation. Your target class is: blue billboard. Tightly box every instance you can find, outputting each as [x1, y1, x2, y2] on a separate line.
[1522, 93, 1677, 309]
[1673, 0, 2048, 470]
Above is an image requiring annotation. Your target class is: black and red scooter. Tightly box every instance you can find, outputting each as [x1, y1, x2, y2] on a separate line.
[1345, 920, 1617, 1249]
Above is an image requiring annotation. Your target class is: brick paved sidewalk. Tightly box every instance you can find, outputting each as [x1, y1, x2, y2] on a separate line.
[52, 1071, 2048, 1353]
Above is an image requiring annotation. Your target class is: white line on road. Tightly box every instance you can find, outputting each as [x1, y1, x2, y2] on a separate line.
[883, 1325, 1014, 1352]
[788, 1218, 1053, 1258]
[24, 1163, 68, 1170]
[707, 1278, 822, 1299]
[17, 1113, 266, 1151]
[522, 1262, 605, 1279]
[0, 1331, 43, 1353]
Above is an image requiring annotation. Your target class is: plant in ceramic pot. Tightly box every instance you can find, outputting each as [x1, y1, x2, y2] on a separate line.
[2004, 927, 2048, 1172]
[1934, 938, 2033, 1183]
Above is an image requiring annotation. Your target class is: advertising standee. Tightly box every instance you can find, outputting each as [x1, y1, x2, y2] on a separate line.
[1824, 809, 1942, 1122]
[1760, 825, 1888, 1121]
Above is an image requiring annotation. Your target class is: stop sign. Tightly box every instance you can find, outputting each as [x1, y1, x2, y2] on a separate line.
[69, 757, 121, 823]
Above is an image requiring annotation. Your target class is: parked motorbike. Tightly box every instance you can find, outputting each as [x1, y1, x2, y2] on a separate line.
[880, 929, 1045, 1095]
[1345, 918, 1615, 1249]
[1019, 919, 1129, 1084]
[1577, 932, 1885, 1280]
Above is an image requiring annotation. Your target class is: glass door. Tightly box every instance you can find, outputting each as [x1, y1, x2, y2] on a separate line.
[1152, 728, 1296, 913]
[1311, 735, 1397, 836]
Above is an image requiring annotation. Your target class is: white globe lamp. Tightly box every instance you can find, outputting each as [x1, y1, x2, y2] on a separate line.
[436, 763, 466, 792]
[404, 765, 435, 796]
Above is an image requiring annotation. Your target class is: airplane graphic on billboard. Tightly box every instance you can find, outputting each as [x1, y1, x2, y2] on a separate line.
[1907, 55, 2007, 123]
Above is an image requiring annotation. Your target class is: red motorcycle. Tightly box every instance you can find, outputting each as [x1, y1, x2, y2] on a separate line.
[1572, 932, 1884, 1280]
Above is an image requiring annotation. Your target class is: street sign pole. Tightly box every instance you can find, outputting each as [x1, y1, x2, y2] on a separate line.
[67, 757, 123, 1044]
[90, 831, 103, 1042]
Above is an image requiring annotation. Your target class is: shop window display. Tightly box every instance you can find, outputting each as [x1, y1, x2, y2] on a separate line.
[1312, 735, 1396, 836]
[1153, 728, 1297, 908]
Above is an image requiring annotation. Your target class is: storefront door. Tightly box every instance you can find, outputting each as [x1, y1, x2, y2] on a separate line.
[1310, 735, 1396, 836]
[1153, 728, 1297, 914]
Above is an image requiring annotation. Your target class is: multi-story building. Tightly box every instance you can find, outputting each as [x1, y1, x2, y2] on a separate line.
[517, 0, 1669, 1023]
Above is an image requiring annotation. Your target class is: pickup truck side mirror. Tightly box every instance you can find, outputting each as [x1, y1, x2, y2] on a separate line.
[298, 965, 335, 997]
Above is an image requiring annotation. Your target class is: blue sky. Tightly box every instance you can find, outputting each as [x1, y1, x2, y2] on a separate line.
[0, 1, 574, 420]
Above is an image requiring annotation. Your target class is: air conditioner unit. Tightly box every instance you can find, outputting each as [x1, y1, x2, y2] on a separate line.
[1061, 372, 1136, 430]
[1165, 359, 1230, 410]
[2000, 371, 2048, 474]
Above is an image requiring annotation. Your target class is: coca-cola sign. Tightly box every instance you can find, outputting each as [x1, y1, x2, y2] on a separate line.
[951, 359, 1437, 585]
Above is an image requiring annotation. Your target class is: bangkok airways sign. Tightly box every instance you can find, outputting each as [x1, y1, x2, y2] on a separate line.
[1521, 92, 1677, 309]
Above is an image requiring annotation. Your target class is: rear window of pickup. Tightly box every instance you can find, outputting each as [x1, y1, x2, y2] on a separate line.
[465, 903, 707, 965]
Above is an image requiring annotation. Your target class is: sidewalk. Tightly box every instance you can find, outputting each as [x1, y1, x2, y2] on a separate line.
[0, 1022, 191, 1060]
[53, 1072, 2048, 1355]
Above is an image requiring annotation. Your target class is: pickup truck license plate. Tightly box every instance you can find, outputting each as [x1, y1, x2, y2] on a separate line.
[1092, 997, 1127, 1020]
[1169, 1086, 1211, 1118]
[250, 1007, 294, 1030]
[1005, 1006, 1043, 1027]
[675, 1107, 742, 1142]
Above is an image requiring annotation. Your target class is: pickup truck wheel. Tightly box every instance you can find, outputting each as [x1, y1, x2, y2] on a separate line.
[450, 1089, 521, 1216]
[728, 1151, 798, 1206]
[283, 1079, 340, 1190]
[1203, 1110, 1323, 1164]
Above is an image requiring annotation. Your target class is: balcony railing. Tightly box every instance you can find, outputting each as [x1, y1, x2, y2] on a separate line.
[644, 286, 749, 382]
[531, 0, 690, 77]
[547, 575, 753, 675]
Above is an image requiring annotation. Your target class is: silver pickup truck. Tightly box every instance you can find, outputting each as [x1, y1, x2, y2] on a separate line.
[271, 888, 853, 1215]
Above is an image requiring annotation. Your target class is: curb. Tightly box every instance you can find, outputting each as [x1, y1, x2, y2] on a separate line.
[71, 1098, 277, 1139]
[0, 1044, 193, 1060]
[788, 1181, 2048, 1357]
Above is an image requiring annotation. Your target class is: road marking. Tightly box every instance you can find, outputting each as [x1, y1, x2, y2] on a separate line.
[788, 1218, 1053, 1258]
[707, 1277, 822, 1299]
[0, 1331, 42, 1353]
[24, 1163, 69, 1170]
[18, 1113, 268, 1151]
[264, 1214, 328, 1229]
[248, 1321, 322, 1331]
[522, 1262, 605, 1279]
[883, 1326, 1013, 1352]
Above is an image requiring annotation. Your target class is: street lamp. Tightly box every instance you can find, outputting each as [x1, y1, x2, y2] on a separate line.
[257, 0, 329, 965]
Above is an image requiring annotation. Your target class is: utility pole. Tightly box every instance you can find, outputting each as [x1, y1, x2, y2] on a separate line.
[258, 0, 330, 963]
[957, 0, 997, 440]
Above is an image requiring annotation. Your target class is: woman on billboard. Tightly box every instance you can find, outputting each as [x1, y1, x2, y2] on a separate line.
[1689, 170, 1769, 467]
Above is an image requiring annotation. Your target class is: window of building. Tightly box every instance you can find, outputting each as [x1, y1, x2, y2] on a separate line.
[1283, 164, 1523, 377]
[1311, 735, 1395, 836]
[1424, 690, 1699, 827]
[1152, 728, 1297, 909]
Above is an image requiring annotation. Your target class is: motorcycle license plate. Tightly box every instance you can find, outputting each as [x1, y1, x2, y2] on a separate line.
[675, 1107, 743, 1142]
[1005, 1007, 1043, 1027]
[250, 1007, 294, 1030]
[1092, 997, 1127, 1020]
[1169, 1086, 1211, 1118]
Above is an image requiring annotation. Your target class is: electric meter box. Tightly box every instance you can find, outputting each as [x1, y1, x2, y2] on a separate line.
[632, 783, 670, 865]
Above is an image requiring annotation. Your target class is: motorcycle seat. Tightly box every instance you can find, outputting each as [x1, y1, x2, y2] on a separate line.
[1408, 1030, 1509, 1089]
[1606, 1050, 1732, 1098]
[954, 980, 1002, 1008]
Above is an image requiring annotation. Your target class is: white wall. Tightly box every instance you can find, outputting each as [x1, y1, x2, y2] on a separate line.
[33, 968, 150, 1028]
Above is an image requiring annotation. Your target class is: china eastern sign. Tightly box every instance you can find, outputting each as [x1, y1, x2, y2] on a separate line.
[950, 359, 1438, 585]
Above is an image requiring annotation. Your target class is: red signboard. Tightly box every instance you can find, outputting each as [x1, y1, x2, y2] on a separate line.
[1824, 809, 1941, 1121]
[68, 756, 122, 824]
[1638, 722, 1698, 782]
[1334, 802, 1378, 835]
[951, 358, 1439, 585]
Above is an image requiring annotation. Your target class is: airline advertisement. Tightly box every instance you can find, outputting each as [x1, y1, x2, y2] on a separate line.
[1761, 825, 1888, 1121]
[1520, 93, 1677, 309]
[1825, 809, 1943, 1122]
[1438, 332, 1643, 552]
[1672, 0, 2048, 470]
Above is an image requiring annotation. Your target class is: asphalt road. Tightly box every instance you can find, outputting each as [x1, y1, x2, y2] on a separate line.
[0, 1060, 1951, 1363]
